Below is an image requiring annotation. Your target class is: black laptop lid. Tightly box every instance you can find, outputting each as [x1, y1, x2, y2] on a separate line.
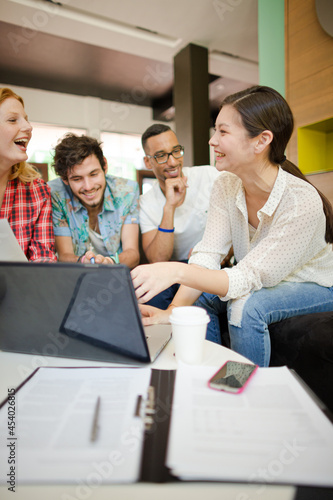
[0, 263, 150, 363]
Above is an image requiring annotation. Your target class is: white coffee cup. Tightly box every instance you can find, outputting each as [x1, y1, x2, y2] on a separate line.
[169, 306, 210, 365]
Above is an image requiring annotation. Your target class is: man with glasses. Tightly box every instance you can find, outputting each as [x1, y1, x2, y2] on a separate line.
[139, 124, 219, 308]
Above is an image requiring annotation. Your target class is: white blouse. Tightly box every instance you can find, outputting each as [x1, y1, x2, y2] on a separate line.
[189, 167, 333, 301]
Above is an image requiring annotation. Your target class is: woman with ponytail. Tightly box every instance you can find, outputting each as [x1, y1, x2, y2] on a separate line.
[0, 88, 56, 261]
[131, 85, 333, 367]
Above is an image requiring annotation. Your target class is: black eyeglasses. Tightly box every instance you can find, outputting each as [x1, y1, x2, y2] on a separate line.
[146, 146, 184, 164]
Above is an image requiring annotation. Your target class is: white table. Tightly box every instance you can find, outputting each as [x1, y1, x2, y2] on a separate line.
[0, 338, 249, 402]
[0, 341, 296, 500]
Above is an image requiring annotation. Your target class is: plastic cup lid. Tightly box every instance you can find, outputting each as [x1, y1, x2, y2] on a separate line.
[169, 306, 210, 325]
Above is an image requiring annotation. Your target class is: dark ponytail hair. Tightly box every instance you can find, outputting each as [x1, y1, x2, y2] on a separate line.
[220, 86, 333, 243]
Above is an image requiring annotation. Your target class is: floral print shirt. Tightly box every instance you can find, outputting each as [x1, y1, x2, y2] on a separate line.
[49, 175, 139, 258]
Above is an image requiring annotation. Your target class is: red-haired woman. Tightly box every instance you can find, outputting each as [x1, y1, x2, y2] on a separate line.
[0, 88, 56, 262]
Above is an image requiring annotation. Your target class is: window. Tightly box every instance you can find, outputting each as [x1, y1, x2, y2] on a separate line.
[100, 132, 145, 181]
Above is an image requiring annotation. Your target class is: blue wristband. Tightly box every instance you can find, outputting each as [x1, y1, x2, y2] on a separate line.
[158, 226, 175, 233]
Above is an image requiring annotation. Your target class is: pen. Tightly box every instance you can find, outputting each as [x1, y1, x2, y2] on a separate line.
[90, 396, 101, 442]
[90, 257, 95, 264]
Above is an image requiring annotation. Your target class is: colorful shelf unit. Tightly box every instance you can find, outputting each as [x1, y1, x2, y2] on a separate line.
[298, 117, 333, 175]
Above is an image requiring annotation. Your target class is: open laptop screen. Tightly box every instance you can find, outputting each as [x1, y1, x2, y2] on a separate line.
[0, 219, 28, 262]
[0, 263, 150, 363]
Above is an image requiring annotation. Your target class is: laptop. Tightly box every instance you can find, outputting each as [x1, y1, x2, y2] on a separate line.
[0, 219, 28, 262]
[0, 262, 171, 364]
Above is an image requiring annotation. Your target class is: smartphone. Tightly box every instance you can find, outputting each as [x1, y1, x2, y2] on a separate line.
[208, 360, 258, 394]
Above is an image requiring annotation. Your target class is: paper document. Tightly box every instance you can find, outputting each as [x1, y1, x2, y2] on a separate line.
[0, 367, 151, 484]
[167, 363, 333, 487]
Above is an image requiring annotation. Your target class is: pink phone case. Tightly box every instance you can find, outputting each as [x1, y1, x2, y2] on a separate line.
[208, 360, 258, 394]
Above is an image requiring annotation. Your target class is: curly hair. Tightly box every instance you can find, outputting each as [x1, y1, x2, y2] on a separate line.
[52, 133, 105, 180]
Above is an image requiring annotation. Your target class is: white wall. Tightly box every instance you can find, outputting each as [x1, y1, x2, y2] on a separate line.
[0, 83, 168, 137]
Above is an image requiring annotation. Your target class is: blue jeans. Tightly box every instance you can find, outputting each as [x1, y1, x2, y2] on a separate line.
[194, 282, 333, 367]
[146, 284, 180, 310]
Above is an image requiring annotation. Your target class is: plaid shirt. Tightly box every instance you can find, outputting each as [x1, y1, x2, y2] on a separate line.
[1, 178, 57, 262]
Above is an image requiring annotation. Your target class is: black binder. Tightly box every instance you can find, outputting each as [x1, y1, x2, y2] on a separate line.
[139, 369, 176, 483]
